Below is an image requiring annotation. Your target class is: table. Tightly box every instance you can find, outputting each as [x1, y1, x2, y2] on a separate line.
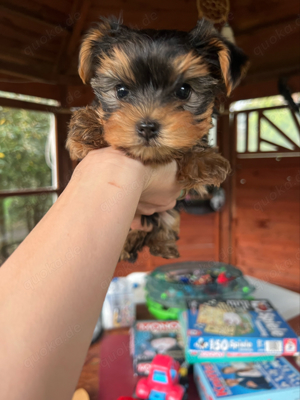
[76, 303, 300, 400]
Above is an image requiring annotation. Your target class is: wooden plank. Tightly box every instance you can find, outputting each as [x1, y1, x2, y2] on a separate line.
[0, 97, 71, 114]
[234, 156, 300, 292]
[230, 2, 300, 34]
[1, 0, 71, 26]
[0, 80, 61, 101]
[214, 212, 220, 261]
[0, 40, 56, 66]
[0, 59, 82, 85]
[0, 28, 59, 63]
[235, 19, 300, 79]
[0, 188, 58, 198]
[290, 109, 300, 138]
[85, 8, 197, 32]
[261, 114, 299, 149]
[245, 112, 249, 152]
[217, 109, 235, 264]
[258, 139, 287, 153]
[55, 112, 74, 193]
[57, 0, 92, 74]
[0, 5, 70, 35]
[231, 74, 300, 102]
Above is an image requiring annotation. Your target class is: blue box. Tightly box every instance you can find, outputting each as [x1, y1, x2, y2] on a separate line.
[180, 299, 300, 363]
[194, 358, 300, 400]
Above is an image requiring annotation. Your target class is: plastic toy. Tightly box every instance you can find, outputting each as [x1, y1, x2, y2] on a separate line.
[146, 262, 255, 320]
[135, 354, 185, 400]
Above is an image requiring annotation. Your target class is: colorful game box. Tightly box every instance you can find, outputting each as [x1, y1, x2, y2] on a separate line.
[194, 358, 300, 400]
[180, 299, 300, 363]
[130, 320, 185, 375]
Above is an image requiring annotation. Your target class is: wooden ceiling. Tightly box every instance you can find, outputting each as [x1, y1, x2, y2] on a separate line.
[0, 0, 299, 101]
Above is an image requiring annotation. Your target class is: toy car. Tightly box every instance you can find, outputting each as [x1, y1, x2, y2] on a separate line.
[136, 354, 185, 400]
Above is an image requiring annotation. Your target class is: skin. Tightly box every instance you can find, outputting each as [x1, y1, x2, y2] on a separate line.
[0, 147, 182, 400]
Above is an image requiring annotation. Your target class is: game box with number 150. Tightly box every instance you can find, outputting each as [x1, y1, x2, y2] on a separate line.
[179, 299, 300, 363]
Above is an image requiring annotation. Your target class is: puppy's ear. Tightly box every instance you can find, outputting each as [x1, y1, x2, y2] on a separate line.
[79, 17, 121, 84]
[190, 19, 249, 95]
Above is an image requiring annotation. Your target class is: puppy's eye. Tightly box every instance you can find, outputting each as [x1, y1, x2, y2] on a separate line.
[116, 85, 129, 99]
[175, 83, 191, 100]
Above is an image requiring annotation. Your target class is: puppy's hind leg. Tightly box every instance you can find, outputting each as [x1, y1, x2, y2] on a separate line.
[146, 209, 180, 259]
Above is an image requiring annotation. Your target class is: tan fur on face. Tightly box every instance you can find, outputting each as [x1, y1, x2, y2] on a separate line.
[103, 102, 214, 164]
[79, 21, 111, 84]
[173, 52, 209, 80]
[96, 47, 135, 84]
[208, 38, 232, 95]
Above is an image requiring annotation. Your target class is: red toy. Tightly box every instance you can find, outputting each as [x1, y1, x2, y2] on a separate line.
[216, 271, 231, 285]
[135, 354, 185, 400]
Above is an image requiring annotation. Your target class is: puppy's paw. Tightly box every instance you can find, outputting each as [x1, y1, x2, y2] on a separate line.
[149, 241, 180, 259]
[119, 249, 138, 263]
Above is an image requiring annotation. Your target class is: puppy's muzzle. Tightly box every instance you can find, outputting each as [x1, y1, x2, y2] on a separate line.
[136, 120, 160, 141]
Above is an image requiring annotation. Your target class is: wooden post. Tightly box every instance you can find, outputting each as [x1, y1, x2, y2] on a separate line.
[217, 108, 236, 264]
[55, 87, 74, 194]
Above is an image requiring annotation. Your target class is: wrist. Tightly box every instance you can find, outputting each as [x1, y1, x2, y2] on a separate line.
[71, 148, 148, 194]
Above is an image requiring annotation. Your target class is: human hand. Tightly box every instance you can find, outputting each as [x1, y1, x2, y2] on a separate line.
[75, 148, 182, 231]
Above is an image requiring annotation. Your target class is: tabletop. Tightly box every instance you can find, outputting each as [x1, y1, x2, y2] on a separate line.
[76, 305, 300, 400]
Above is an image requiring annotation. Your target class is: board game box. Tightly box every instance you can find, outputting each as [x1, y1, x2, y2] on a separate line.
[130, 320, 185, 375]
[194, 357, 300, 400]
[180, 299, 300, 363]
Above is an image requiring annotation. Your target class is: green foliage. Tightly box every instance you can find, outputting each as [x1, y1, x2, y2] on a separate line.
[0, 107, 53, 190]
[0, 106, 55, 263]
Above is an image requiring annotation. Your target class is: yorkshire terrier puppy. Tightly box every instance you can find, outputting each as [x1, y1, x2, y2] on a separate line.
[66, 17, 248, 262]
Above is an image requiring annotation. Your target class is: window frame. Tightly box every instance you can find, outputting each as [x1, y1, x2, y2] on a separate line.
[0, 95, 72, 199]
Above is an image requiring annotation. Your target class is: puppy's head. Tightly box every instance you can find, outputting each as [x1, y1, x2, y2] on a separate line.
[79, 17, 248, 163]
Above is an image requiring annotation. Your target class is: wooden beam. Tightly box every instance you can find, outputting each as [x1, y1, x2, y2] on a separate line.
[234, 15, 300, 36]
[0, 6, 70, 36]
[0, 60, 82, 85]
[55, 113, 74, 193]
[66, 0, 91, 57]
[217, 107, 236, 264]
[0, 79, 61, 102]
[55, 0, 92, 75]
[0, 188, 57, 198]
[261, 114, 299, 149]
[245, 66, 300, 85]
[231, 74, 300, 102]
[0, 97, 71, 114]
[258, 139, 288, 153]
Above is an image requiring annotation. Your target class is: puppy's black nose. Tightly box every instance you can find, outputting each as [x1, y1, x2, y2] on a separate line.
[137, 121, 160, 140]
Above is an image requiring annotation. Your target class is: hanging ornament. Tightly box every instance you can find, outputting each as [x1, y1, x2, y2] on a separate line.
[196, 0, 230, 24]
[221, 22, 236, 44]
[196, 0, 236, 44]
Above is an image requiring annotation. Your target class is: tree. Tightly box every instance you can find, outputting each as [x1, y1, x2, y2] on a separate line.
[0, 106, 55, 263]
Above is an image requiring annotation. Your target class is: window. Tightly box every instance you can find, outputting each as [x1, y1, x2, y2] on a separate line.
[231, 94, 300, 158]
[0, 93, 59, 265]
[170, 368, 177, 381]
[152, 370, 168, 384]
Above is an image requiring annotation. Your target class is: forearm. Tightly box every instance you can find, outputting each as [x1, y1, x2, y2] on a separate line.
[0, 150, 145, 400]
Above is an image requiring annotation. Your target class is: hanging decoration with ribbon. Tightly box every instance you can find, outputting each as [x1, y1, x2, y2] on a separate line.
[196, 0, 235, 43]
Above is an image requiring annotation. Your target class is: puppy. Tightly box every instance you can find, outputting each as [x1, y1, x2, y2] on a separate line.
[66, 17, 248, 262]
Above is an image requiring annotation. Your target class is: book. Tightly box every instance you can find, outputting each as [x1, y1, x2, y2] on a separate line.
[179, 299, 300, 363]
[194, 358, 300, 400]
[130, 320, 185, 375]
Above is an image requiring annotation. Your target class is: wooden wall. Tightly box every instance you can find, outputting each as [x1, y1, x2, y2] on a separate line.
[233, 157, 300, 292]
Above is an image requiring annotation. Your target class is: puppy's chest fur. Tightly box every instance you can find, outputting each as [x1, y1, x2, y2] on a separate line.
[66, 17, 248, 262]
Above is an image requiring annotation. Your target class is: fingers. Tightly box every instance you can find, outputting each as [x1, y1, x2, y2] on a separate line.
[137, 199, 177, 215]
[130, 215, 153, 232]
